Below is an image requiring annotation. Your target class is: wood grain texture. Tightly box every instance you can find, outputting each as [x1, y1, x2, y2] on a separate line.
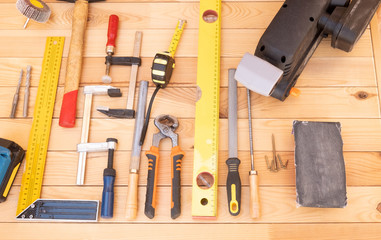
[0, 0, 381, 239]
[7, 151, 381, 187]
[1, 186, 381, 223]
[0, 223, 380, 240]
[0, 29, 373, 58]
[0, 87, 379, 119]
[0, 57, 376, 88]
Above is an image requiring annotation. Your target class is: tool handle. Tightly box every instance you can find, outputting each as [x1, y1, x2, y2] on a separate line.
[226, 157, 241, 216]
[249, 173, 260, 219]
[170, 146, 184, 219]
[59, 0, 88, 128]
[106, 15, 119, 50]
[125, 172, 139, 220]
[144, 146, 159, 219]
[101, 169, 116, 218]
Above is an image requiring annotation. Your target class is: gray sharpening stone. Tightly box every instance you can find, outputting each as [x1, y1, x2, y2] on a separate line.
[293, 121, 347, 208]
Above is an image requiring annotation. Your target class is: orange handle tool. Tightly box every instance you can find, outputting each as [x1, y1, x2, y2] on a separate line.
[106, 15, 119, 52]
[170, 146, 184, 219]
[144, 146, 159, 219]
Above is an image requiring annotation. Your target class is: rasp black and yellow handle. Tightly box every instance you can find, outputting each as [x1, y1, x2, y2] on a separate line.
[226, 158, 241, 216]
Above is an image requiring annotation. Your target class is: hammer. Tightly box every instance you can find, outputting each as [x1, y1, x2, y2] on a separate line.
[58, 0, 105, 128]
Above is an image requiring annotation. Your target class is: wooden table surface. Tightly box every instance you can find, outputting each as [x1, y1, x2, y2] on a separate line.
[0, 1, 381, 239]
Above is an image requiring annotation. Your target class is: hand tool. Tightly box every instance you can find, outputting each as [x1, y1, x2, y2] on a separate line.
[144, 115, 184, 219]
[58, 0, 105, 128]
[16, 0, 51, 29]
[247, 88, 260, 219]
[0, 138, 25, 203]
[139, 19, 186, 146]
[10, 69, 23, 118]
[102, 15, 119, 84]
[192, 0, 221, 219]
[77, 138, 118, 218]
[17, 37, 65, 215]
[97, 31, 143, 119]
[17, 199, 99, 221]
[76, 85, 122, 185]
[125, 81, 148, 220]
[235, 0, 381, 101]
[226, 69, 241, 216]
[23, 65, 31, 117]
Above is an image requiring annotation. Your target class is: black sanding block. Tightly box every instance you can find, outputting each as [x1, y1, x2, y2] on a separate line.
[293, 121, 347, 208]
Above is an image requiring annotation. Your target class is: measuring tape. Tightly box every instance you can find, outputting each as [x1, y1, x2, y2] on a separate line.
[192, 0, 221, 219]
[167, 19, 186, 58]
[140, 20, 187, 146]
[16, 37, 65, 215]
[151, 19, 186, 87]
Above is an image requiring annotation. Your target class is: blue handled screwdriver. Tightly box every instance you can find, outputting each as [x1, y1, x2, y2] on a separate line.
[101, 138, 118, 218]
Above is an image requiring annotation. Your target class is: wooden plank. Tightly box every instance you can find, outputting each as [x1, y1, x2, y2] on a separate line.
[10, 151, 381, 187]
[0, 223, 381, 240]
[1, 119, 381, 152]
[371, 10, 381, 114]
[0, 86, 378, 119]
[0, 0, 282, 2]
[1, 186, 381, 223]
[2, 2, 283, 30]
[0, 29, 373, 58]
[0, 57, 376, 88]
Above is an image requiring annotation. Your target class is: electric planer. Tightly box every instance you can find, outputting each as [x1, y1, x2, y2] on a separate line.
[235, 0, 381, 101]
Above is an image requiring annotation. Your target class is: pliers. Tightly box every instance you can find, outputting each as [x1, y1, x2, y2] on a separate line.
[144, 114, 185, 219]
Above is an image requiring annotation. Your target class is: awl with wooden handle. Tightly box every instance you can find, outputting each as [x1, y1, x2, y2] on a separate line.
[125, 81, 148, 220]
[247, 88, 260, 219]
[102, 14, 119, 84]
[58, 0, 105, 128]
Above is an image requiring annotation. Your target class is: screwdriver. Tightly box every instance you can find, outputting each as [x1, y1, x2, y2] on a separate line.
[247, 88, 260, 219]
[226, 69, 241, 216]
[102, 15, 119, 84]
[101, 138, 117, 218]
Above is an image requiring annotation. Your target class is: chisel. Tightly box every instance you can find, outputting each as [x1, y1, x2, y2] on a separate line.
[226, 69, 241, 216]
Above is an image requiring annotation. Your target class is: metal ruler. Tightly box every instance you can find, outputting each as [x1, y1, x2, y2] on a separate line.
[192, 0, 221, 219]
[168, 19, 187, 57]
[16, 37, 65, 215]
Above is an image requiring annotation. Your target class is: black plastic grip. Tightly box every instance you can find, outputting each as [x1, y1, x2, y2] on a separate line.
[226, 157, 241, 216]
[171, 153, 184, 219]
[144, 148, 159, 219]
[105, 56, 141, 66]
